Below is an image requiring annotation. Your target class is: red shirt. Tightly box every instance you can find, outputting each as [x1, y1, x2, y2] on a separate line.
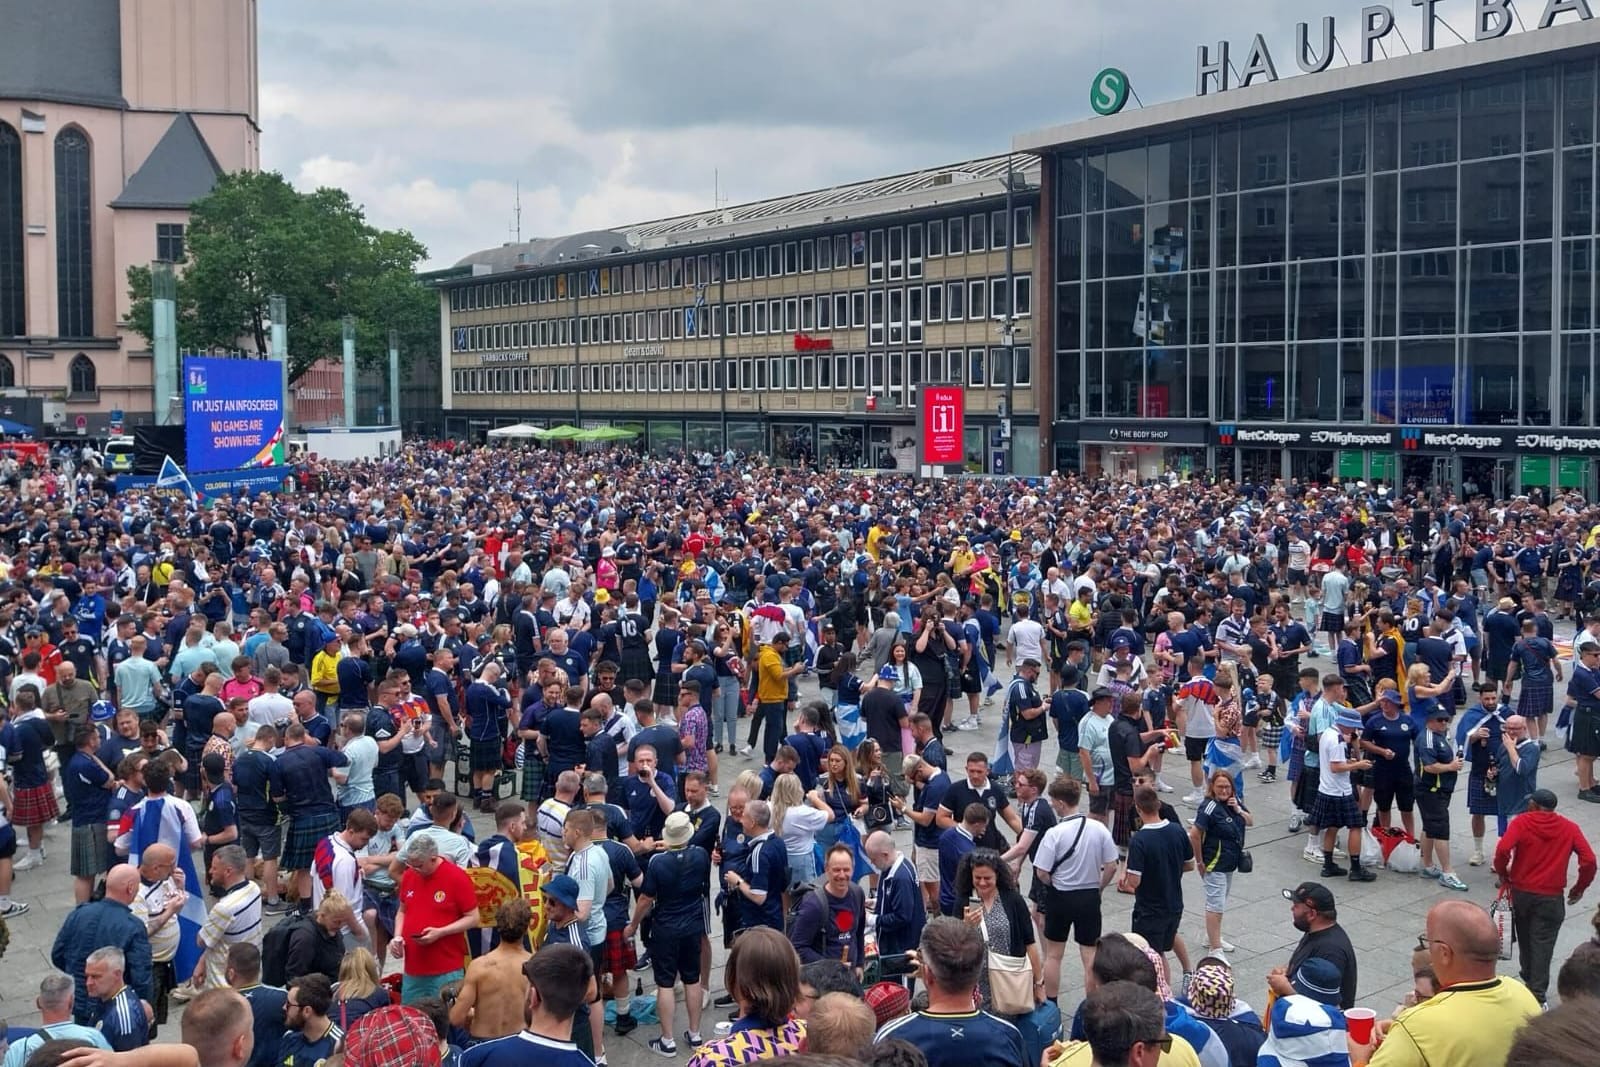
[1493, 810, 1597, 898]
[398, 859, 477, 977]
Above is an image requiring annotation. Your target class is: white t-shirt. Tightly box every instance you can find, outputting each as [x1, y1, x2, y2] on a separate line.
[1318, 728, 1353, 797]
[247, 692, 294, 727]
[780, 805, 830, 856]
[311, 831, 364, 909]
[1033, 813, 1118, 890]
[1009, 619, 1045, 664]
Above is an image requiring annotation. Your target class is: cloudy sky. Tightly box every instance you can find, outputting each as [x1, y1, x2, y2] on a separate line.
[257, 0, 1548, 268]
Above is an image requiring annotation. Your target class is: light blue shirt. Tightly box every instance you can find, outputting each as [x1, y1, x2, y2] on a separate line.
[114, 656, 163, 712]
[169, 642, 218, 683]
[4, 1024, 111, 1067]
[567, 841, 613, 948]
[337, 734, 378, 806]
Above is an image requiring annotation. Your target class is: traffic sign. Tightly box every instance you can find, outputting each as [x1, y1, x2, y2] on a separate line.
[75, 414, 87, 435]
[1091, 68, 1131, 116]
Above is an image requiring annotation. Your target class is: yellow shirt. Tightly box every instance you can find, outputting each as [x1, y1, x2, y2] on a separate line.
[866, 525, 889, 560]
[1368, 975, 1539, 1067]
[1068, 599, 1095, 633]
[756, 644, 789, 703]
[1051, 1034, 1202, 1067]
[947, 548, 975, 575]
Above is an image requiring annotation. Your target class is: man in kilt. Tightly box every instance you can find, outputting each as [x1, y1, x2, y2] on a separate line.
[1310, 704, 1377, 883]
[463, 662, 513, 814]
[1460, 682, 1510, 867]
[1505, 619, 1561, 748]
[273, 721, 350, 906]
[519, 677, 565, 805]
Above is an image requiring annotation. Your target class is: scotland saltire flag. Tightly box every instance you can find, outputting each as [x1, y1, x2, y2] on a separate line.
[805, 618, 820, 669]
[1204, 736, 1247, 800]
[835, 703, 866, 750]
[964, 619, 1004, 698]
[128, 797, 206, 981]
[156, 455, 199, 504]
[990, 682, 1016, 778]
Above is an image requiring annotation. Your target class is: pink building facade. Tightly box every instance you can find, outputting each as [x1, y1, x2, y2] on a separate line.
[0, 0, 259, 433]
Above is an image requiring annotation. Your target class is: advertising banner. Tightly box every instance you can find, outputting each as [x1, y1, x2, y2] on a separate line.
[917, 385, 965, 467]
[183, 357, 286, 473]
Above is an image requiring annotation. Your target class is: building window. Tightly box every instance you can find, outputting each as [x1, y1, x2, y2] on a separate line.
[68, 353, 96, 396]
[55, 128, 93, 338]
[0, 122, 21, 338]
[0, 354, 13, 387]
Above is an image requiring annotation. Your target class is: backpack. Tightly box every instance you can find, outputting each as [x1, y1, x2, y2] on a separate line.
[261, 911, 316, 987]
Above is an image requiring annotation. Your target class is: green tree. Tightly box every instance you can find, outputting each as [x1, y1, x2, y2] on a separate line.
[126, 171, 438, 382]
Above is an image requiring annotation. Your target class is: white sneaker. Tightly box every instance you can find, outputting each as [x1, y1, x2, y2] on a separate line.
[0, 898, 28, 917]
[1469, 849, 1485, 867]
[1287, 812, 1305, 833]
[736, 745, 752, 757]
[955, 718, 980, 732]
[12, 850, 40, 872]
[1154, 778, 1175, 794]
[1217, 939, 1237, 953]
[1180, 791, 1204, 806]
[1243, 755, 1262, 770]
[1303, 844, 1323, 863]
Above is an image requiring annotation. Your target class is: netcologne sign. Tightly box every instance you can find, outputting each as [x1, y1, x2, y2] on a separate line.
[1197, 0, 1595, 96]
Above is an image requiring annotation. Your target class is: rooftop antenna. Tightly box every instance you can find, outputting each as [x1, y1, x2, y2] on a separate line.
[514, 181, 523, 244]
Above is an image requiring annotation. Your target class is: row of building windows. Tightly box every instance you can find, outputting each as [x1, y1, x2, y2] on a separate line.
[452, 276, 1033, 352]
[1058, 66, 1598, 213]
[447, 207, 1034, 312]
[0, 353, 95, 393]
[0, 123, 94, 339]
[452, 346, 1033, 397]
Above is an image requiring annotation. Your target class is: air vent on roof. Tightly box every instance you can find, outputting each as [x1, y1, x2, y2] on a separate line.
[931, 171, 979, 187]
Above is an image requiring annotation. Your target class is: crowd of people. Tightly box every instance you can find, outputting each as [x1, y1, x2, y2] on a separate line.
[0, 442, 1597, 1067]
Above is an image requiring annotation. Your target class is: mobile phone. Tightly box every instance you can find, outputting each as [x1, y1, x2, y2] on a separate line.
[878, 952, 916, 978]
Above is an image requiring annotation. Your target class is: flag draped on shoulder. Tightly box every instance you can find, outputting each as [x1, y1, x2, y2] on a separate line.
[127, 797, 206, 981]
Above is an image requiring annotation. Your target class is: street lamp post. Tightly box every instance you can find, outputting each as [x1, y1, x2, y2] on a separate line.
[572, 264, 582, 427]
[719, 269, 728, 451]
[1001, 157, 1017, 474]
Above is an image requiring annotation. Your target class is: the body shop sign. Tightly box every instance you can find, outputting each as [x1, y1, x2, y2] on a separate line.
[917, 385, 965, 467]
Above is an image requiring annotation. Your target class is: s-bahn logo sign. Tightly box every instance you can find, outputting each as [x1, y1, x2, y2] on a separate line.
[1197, 1, 1596, 96]
[1090, 68, 1131, 116]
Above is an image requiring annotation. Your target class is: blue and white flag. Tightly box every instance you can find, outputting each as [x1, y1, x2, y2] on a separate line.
[156, 455, 199, 503]
[804, 618, 820, 669]
[127, 797, 206, 981]
[990, 684, 1015, 778]
[834, 703, 866, 750]
[1204, 736, 1247, 800]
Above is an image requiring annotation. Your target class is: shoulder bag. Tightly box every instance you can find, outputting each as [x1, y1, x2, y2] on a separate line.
[981, 902, 1037, 1015]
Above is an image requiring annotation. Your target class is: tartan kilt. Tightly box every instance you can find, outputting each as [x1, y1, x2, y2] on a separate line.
[1111, 790, 1137, 848]
[71, 823, 113, 878]
[470, 738, 505, 772]
[1466, 773, 1499, 816]
[521, 753, 547, 802]
[11, 783, 59, 826]
[283, 809, 340, 871]
[1258, 722, 1284, 750]
[618, 649, 655, 686]
[600, 926, 637, 975]
[1292, 770, 1319, 815]
[652, 672, 680, 707]
[1309, 790, 1365, 830]
[1516, 679, 1554, 718]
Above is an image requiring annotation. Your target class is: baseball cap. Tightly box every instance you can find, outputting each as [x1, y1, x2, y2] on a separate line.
[542, 874, 580, 910]
[1428, 706, 1453, 721]
[1090, 686, 1115, 702]
[877, 665, 899, 681]
[1528, 788, 1559, 810]
[1378, 688, 1403, 705]
[864, 981, 912, 1028]
[342, 1005, 442, 1067]
[1282, 882, 1337, 913]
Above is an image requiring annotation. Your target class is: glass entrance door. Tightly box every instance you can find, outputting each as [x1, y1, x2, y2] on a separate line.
[1461, 456, 1514, 500]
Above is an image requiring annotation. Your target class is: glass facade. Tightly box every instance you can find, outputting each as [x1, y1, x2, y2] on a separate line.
[1053, 59, 1599, 428]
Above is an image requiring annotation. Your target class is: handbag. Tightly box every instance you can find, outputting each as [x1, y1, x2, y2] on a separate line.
[981, 905, 1037, 1015]
[1490, 887, 1517, 960]
[1235, 851, 1254, 873]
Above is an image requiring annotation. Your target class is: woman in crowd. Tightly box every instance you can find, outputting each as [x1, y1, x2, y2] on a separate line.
[770, 772, 832, 890]
[1189, 769, 1252, 958]
[954, 848, 1043, 1014]
[687, 927, 805, 1067]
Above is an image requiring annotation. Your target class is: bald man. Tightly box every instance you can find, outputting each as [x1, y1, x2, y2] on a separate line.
[51, 863, 154, 1025]
[1362, 900, 1540, 1067]
[131, 843, 188, 1030]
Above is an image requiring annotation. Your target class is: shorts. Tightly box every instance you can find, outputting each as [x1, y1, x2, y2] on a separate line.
[601, 927, 638, 975]
[239, 817, 283, 861]
[1416, 788, 1452, 841]
[1184, 736, 1208, 763]
[1288, 569, 1308, 587]
[1201, 871, 1232, 914]
[11, 783, 59, 827]
[470, 738, 504, 772]
[914, 845, 940, 883]
[1088, 790, 1110, 817]
[0, 824, 16, 860]
[1373, 775, 1415, 814]
[401, 968, 465, 1006]
[650, 930, 703, 987]
[363, 888, 400, 933]
[1131, 912, 1181, 954]
[71, 823, 113, 879]
[1043, 886, 1102, 946]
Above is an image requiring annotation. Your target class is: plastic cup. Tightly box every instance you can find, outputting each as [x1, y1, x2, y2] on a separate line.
[1345, 1008, 1377, 1045]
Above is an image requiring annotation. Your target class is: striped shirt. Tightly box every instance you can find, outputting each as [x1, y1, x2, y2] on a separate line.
[131, 877, 182, 962]
[200, 879, 262, 987]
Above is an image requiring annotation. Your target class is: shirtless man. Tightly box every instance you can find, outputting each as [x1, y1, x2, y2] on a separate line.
[447, 898, 533, 1046]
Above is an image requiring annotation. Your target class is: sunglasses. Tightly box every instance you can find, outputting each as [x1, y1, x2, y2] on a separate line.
[1134, 1035, 1174, 1053]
